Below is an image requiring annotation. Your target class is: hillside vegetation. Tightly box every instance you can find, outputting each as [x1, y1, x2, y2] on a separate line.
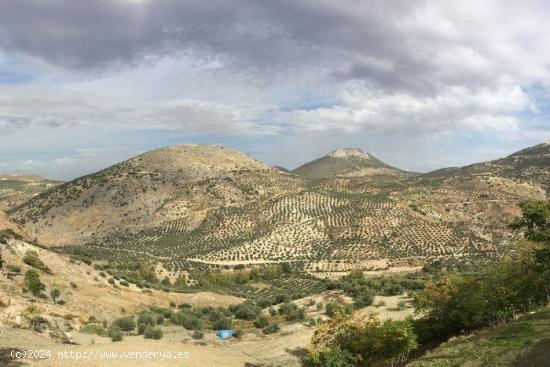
[408, 307, 550, 367]
[0, 174, 58, 210]
[7, 143, 550, 283]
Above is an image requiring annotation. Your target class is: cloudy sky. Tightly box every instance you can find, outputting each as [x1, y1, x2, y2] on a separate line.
[1, 0, 550, 180]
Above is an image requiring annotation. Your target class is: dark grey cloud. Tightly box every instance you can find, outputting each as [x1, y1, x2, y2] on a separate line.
[0, 1, 427, 87]
[2, 0, 549, 96]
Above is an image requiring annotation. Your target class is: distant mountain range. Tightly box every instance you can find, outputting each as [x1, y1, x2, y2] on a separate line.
[3, 142, 549, 276]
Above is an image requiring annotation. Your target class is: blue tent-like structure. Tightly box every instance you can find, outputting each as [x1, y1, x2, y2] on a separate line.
[216, 329, 234, 340]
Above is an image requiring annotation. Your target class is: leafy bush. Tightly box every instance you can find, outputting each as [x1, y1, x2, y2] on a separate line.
[113, 316, 135, 332]
[108, 325, 123, 342]
[192, 329, 204, 339]
[7, 264, 21, 273]
[306, 315, 417, 367]
[80, 323, 107, 336]
[137, 312, 156, 326]
[214, 317, 232, 330]
[278, 302, 305, 321]
[0, 229, 22, 244]
[143, 326, 163, 339]
[22, 250, 51, 273]
[181, 314, 202, 330]
[254, 315, 269, 328]
[230, 301, 261, 320]
[325, 302, 352, 317]
[262, 323, 280, 334]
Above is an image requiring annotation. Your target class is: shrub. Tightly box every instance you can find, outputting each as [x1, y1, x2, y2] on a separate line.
[181, 315, 202, 330]
[137, 312, 156, 326]
[233, 329, 243, 338]
[325, 302, 352, 317]
[108, 325, 123, 342]
[306, 315, 417, 367]
[230, 301, 261, 320]
[214, 317, 232, 330]
[262, 323, 280, 334]
[254, 315, 269, 328]
[156, 315, 164, 324]
[113, 316, 135, 332]
[120, 280, 129, 287]
[279, 302, 306, 321]
[7, 264, 21, 273]
[23, 270, 45, 296]
[137, 323, 147, 335]
[80, 323, 107, 336]
[23, 250, 51, 273]
[143, 326, 162, 340]
[192, 329, 204, 339]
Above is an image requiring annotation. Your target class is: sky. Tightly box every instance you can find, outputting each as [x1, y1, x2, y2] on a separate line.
[1, 0, 550, 180]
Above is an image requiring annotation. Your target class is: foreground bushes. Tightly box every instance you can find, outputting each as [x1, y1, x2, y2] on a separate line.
[305, 315, 417, 367]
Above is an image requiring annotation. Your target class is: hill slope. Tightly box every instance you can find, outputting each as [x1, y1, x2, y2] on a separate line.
[408, 307, 550, 366]
[0, 174, 59, 210]
[427, 142, 550, 193]
[7, 143, 549, 279]
[9, 145, 302, 245]
[292, 148, 413, 178]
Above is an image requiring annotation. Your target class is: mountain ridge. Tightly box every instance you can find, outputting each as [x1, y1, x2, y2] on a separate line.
[291, 148, 412, 178]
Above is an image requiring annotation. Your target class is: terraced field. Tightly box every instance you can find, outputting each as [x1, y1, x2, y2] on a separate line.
[59, 172, 539, 282]
[9, 143, 548, 285]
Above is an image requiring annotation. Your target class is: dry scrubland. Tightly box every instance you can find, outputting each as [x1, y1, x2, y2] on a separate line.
[0, 235, 413, 366]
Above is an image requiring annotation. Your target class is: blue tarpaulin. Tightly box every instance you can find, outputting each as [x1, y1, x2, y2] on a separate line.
[216, 329, 233, 340]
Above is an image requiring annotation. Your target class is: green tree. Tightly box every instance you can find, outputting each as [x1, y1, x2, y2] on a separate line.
[50, 288, 60, 303]
[509, 201, 550, 243]
[23, 270, 45, 296]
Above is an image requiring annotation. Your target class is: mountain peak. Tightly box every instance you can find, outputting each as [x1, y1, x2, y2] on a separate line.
[292, 148, 412, 178]
[327, 148, 371, 159]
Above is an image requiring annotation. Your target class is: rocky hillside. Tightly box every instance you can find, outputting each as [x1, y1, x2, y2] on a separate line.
[0, 174, 59, 210]
[427, 142, 550, 193]
[7, 143, 549, 277]
[9, 145, 303, 246]
[292, 148, 414, 178]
